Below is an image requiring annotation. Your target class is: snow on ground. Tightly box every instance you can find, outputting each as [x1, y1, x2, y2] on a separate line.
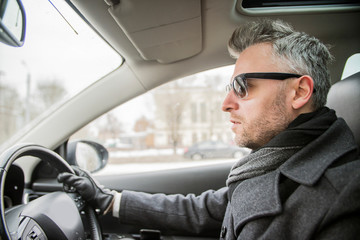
[94, 158, 236, 176]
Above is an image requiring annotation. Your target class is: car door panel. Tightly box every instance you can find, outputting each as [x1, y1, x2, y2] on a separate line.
[95, 161, 233, 195]
[95, 161, 233, 237]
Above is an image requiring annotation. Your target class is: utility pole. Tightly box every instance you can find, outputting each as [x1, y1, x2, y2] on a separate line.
[21, 60, 31, 124]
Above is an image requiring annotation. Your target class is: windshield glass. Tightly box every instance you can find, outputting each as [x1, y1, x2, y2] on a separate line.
[0, 0, 122, 148]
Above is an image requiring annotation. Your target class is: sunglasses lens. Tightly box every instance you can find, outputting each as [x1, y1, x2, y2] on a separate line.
[225, 84, 231, 93]
[233, 77, 247, 98]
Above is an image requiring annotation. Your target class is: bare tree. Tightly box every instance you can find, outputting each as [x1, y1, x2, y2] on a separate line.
[154, 82, 189, 154]
[166, 101, 185, 154]
[103, 112, 123, 139]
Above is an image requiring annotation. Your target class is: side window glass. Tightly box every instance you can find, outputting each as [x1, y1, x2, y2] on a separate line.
[341, 53, 360, 79]
[71, 65, 250, 175]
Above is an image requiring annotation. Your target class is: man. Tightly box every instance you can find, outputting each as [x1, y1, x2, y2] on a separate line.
[58, 19, 360, 239]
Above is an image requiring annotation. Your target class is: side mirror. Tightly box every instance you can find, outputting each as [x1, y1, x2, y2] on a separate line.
[67, 140, 109, 173]
[0, 0, 26, 47]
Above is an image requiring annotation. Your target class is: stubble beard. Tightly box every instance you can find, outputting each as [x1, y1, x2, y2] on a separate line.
[234, 88, 292, 150]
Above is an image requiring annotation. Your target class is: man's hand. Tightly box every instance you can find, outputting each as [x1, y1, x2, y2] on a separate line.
[58, 166, 115, 214]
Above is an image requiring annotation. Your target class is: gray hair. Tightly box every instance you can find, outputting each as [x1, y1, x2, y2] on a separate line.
[228, 19, 334, 110]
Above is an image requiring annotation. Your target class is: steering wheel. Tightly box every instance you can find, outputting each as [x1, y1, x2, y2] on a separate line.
[0, 143, 102, 240]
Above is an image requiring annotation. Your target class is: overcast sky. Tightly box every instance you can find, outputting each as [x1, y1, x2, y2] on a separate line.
[0, 0, 121, 98]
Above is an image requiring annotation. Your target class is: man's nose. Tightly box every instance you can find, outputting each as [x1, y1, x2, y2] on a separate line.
[222, 90, 239, 112]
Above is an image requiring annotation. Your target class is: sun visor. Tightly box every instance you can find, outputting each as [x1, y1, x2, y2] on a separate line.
[108, 0, 202, 63]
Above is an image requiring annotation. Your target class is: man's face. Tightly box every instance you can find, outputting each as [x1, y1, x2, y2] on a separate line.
[222, 43, 296, 150]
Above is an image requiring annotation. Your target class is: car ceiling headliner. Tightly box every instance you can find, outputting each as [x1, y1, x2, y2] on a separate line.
[69, 0, 360, 90]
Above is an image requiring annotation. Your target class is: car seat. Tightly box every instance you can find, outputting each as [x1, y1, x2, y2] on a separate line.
[327, 71, 360, 148]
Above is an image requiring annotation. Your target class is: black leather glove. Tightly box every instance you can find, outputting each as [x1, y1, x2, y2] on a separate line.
[58, 166, 115, 214]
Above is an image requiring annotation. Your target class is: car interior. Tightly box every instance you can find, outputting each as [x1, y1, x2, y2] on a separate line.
[0, 0, 359, 239]
[327, 72, 360, 148]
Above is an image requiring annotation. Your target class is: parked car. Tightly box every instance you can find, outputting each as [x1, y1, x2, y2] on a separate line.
[0, 0, 359, 239]
[184, 141, 250, 160]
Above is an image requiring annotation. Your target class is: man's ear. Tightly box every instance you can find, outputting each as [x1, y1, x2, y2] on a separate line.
[291, 75, 315, 110]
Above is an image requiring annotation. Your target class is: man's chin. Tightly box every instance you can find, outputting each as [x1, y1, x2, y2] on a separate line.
[234, 136, 259, 150]
[234, 135, 248, 148]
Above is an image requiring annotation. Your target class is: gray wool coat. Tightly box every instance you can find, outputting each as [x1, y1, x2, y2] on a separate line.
[118, 118, 360, 239]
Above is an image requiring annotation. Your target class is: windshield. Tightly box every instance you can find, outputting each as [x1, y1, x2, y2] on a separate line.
[0, 0, 122, 148]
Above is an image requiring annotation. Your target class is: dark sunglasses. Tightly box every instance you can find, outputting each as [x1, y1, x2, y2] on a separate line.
[225, 72, 304, 99]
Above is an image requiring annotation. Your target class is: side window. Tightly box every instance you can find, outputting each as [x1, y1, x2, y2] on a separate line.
[71, 65, 249, 175]
[342, 53, 360, 79]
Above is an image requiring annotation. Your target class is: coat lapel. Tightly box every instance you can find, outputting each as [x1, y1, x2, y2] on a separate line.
[230, 170, 282, 231]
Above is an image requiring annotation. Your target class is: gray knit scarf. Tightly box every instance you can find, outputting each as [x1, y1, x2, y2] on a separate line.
[226, 146, 301, 186]
[226, 107, 337, 187]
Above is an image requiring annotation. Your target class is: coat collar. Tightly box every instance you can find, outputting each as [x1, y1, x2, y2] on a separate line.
[279, 118, 358, 186]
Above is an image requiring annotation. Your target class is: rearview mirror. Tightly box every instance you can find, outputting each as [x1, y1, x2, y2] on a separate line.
[0, 0, 26, 47]
[67, 140, 109, 173]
